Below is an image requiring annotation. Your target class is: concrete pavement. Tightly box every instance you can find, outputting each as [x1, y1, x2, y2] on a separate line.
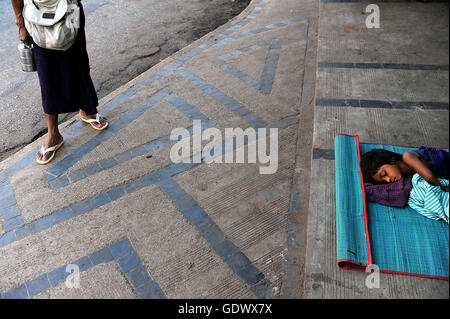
[1, 0, 317, 299]
[304, 0, 448, 298]
[0, 0, 448, 299]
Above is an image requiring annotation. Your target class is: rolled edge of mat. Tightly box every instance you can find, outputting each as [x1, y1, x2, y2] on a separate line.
[334, 134, 372, 269]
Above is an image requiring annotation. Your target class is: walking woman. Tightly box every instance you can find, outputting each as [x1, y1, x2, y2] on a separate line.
[11, 0, 108, 164]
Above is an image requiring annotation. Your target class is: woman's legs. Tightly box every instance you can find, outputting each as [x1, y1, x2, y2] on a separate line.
[36, 114, 64, 162]
[36, 110, 107, 162]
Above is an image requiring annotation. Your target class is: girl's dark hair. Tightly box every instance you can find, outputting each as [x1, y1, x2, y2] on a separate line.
[360, 149, 403, 182]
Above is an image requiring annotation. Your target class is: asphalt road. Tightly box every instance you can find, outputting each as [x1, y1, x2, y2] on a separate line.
[0, 0, 251, 162]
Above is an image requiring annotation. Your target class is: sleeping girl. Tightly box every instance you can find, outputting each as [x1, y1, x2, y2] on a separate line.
[360, 147, 449, 223]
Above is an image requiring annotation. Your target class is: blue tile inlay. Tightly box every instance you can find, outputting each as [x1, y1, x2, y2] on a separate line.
[89, 247, 114, 266]
[1, 194, 17, 209]
[316, 98, 449, 110]
[0, 231, 17, 247]
[182, 205, 209, 224]
[68, 170, 88, 184]
[28, 215, 55, 233]
[313, 148, 335, 160]
[47, 88, 171, 179]
[214, 239, 237, 260]
[217, 16, 308, 46]
[124, 179, 144, 194]
[135, 280, 167, 299]
[50, 175, 70, 189]
[222, 0, 269, 36]
[166, 93, 210, 122]
[91, 193, 110, 209]
[52, 207, 74, 224]
[14, 225, 32, 240]
[0, 152, 36, 181]
[2, 205, 21, 221]
[82, 163, 103, 177]
[0, 0, 270, 185]
[126, 264, 151, 288]
[0, 0, 276, 298]
[0, 183, 14, 200]
[156, 178, 272, 298]
[1, 284, 28, 299]
[71, 200, 92, 217]
[115, 151, 133, 164]
[0, 0, 268, 186]
[211, 37, 283, 95]
[47, 265, 69, 287]
[211, 57, 260, 90]
[49, 92, 216, 189]
[260, 37, 283, 95]
[177, 67, 267, 128]
[10, 162, 198, 241]
[72, 255, 93, 273]
[3, 215, 24, 233]
[99, 92, 130, 114]
[130, 146, 148, 158]
[109, 239, 134, 259]
[108, 239, 165, 299]
[106, 186, 125, 202]
[26, 275, 51, 297]
[117, 251, 143, 274]
[195, 218, 226, 247]
[1, 239, 165, 299]
[99, 157, 119, 170]
[318, 62, 449, 71]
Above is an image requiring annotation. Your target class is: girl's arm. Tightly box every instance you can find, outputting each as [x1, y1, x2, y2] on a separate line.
[11, 0, 31, 44]
[403, 151, 448, 191]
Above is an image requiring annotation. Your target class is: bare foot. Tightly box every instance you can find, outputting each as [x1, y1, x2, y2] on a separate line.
[79, 110, 108, 130]
[36, 133, 64, 163]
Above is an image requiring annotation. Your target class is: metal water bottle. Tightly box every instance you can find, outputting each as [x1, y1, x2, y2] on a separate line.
[18, 42, 36, 72]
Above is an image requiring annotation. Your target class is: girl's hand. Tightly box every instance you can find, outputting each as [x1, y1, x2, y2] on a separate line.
[441, 185, 449, 192]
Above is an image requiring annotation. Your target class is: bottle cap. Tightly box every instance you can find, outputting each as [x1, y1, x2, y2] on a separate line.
[18, 42, 32, 50]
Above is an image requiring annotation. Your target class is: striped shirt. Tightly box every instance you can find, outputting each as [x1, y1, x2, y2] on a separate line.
[408, 173, 449, 223]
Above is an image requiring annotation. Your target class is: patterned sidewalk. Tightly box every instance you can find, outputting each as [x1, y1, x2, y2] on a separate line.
[2, 0, 447, 300]
[1, 0, 318, 298]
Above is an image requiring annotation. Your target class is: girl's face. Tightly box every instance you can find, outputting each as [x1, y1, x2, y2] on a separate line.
[372, 163, 403, 183]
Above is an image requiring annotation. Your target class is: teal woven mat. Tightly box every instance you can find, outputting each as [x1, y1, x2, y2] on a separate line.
[335, 134, 449, 279]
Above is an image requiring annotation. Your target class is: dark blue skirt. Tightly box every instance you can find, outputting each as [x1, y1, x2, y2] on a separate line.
[32, 2, 98, 116]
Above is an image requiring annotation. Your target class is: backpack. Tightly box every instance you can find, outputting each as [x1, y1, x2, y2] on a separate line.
[23, 0, 80, 51]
